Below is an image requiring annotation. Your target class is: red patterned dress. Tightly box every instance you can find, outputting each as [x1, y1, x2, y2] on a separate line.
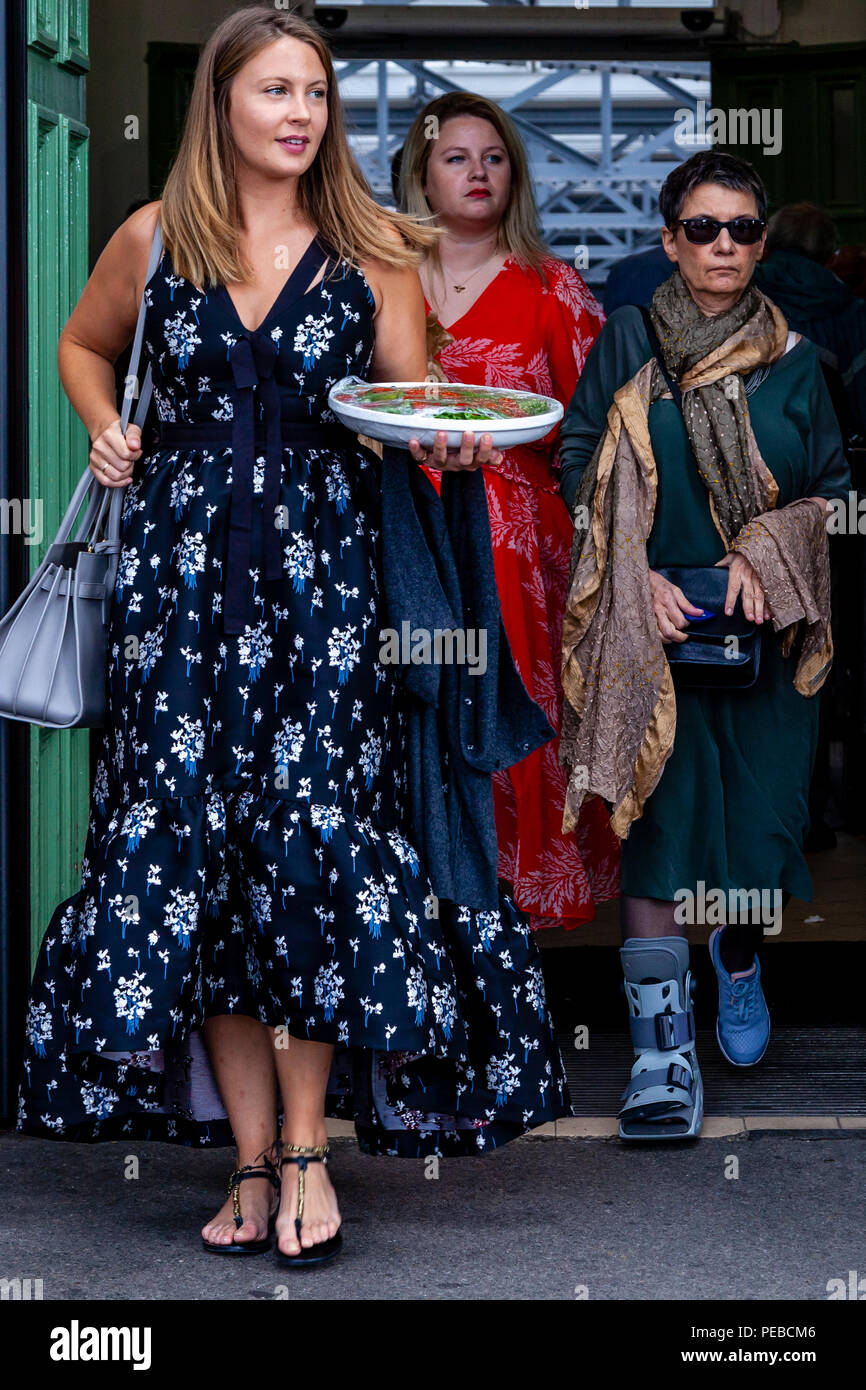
[423, 254, 621, 929]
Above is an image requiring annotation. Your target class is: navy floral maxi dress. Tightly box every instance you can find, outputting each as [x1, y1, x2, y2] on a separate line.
[17, 231, 571, 1157]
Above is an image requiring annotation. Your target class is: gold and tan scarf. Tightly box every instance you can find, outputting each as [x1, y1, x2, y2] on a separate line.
[559, 271, 833, 839]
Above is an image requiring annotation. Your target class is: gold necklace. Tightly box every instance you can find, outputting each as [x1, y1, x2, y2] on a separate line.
[440, 250, 500, 294]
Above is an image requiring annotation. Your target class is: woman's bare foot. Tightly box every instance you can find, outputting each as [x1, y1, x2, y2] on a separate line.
[276, 1134, 342, 1256]
[201, 1157, 279, 1248]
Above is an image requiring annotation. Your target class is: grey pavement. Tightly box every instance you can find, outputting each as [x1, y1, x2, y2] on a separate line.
[1, 1128, 864, 1301]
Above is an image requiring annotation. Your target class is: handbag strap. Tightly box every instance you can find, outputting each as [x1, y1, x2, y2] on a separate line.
[638, 304, 683, 412]
[52, 466, 106, 547]
[77, 218, 165, 561]
[9, 219, 164, 636]
[120, 217, 164, 435]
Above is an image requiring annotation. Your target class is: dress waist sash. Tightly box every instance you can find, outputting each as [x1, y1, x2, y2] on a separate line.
[155, 415, 358, 636]
[156, 418, 353, 449]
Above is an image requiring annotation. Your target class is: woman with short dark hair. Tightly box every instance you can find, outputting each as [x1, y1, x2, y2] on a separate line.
[558, 150, 849, 1140]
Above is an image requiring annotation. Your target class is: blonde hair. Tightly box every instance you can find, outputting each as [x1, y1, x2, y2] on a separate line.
[398, 92, 551, 289]
[159, 5, 439, 287]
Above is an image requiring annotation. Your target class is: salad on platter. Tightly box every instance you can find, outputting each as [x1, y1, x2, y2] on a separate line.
[328, 378, 564, 450]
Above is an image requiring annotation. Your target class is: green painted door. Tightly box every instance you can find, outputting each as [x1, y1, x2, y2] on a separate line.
[26, 0, 91, 969]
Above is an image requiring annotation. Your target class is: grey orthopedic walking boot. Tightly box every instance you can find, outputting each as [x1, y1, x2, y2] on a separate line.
[618, 935, 703, 1140]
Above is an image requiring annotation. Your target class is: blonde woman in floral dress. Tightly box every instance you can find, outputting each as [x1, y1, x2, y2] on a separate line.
[17, 8, 572, 1267]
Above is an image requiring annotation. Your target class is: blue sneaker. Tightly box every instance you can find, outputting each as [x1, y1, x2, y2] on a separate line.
[708, 926, 770, 1067]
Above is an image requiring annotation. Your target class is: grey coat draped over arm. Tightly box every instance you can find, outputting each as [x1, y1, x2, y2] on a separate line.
[378, 444, 555, 911]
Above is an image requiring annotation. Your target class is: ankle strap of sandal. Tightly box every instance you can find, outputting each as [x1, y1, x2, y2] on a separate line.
[279, 1142, 330, 1166]
[227, 1159, 281, 1228]
[278, 1144, 330, 1231]
[228, 1159, 281, 1191]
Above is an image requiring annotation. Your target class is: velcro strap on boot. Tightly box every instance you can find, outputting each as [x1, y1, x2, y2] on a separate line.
[628, 1008, 695, 1051]
[620, 1060, 696, 1108]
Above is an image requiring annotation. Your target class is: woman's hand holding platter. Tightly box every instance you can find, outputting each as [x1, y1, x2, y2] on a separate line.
[407, 430, 504, 472]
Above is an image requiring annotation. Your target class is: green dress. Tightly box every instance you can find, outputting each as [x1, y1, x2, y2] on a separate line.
[558, 305, 851, 902]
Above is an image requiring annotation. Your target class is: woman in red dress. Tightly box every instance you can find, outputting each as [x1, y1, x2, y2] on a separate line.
[399, 92, 620, 930]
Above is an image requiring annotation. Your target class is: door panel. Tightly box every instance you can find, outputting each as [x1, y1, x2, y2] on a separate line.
[26, 2, 91, 971]
[712, 44, 866, 243]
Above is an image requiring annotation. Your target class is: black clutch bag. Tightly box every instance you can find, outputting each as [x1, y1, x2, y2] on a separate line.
[655, 566, 762, 689]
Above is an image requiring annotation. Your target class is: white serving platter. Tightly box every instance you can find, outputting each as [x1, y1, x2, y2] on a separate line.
[328, 377, 564, 450]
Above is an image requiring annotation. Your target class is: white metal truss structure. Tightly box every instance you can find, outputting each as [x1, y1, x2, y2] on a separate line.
[331, 11, 713, 286]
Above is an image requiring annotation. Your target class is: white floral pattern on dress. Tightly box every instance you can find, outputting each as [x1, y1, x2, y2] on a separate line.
[15, 239, 571, 1155]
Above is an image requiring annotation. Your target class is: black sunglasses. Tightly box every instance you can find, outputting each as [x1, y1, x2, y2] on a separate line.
[672, 216, 767, 245]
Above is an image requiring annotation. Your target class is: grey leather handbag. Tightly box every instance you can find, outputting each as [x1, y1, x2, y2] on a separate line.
[0, 219, 164, 728]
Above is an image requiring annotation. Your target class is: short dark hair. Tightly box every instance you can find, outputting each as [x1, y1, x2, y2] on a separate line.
[766, 202, 837, 263]
[659, 151, 767, 227]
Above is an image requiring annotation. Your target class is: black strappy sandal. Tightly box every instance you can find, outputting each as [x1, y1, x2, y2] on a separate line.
[202, 1153, 281, 1255]
[275, 1142, 343, 1268]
